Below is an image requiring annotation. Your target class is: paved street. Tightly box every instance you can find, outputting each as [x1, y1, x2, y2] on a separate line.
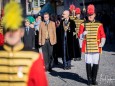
[46, 43, 115, 86]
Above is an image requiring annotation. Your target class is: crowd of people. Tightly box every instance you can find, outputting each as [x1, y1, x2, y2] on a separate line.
[1, 1, 115, 86]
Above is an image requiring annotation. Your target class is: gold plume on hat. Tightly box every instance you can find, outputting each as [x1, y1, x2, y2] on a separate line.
[2, 1, 23, 31]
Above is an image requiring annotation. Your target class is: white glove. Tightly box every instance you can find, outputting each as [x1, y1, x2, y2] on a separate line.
[80, 34, 84, 40]
[79, 39, 83, 48]
[99, 38, 106, 47]
[83, 31, 88, 35]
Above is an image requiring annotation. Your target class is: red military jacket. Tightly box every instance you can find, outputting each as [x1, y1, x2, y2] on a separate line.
[0, 33, 4, 46]
[0, 43, 48, 86]
[78, 21, 106, 53]
[28, 53, 48, 86]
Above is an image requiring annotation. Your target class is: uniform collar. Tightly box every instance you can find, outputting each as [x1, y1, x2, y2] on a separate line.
[76, 17, 81, 20]
[3, 42, 24, 52]
[89, 19, 95, 23]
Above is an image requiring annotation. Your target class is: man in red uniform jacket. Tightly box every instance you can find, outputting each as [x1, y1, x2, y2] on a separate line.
[78, 4, 106, 86]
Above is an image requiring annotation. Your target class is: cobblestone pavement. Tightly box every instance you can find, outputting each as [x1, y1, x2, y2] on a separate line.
[46, 44, 115, 86]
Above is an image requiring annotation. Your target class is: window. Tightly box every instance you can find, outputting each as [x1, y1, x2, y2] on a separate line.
[34, 0, 39, 7]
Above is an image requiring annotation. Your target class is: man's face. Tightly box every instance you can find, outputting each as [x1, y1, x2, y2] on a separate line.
[76, 14, 80, 18]
[36, 16, 41, 22]
[38, 16, 41, 21]
[25, 21, 30, 27]
[62, 11, 69, 19]
[5, 29, 24, 46]
[88, 13, 96, 22]
[44, 14, 49, 21]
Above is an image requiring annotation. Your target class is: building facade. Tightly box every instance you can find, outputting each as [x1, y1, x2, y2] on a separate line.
[0, 0, 41, 17]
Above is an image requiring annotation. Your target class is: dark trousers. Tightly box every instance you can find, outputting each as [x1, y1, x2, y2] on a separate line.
[53, 45, 59, 64]
[42, 39, 53, 70]
[63, 32, 71, 67]
[73, 37, 81, 59]
[35, 31, 40, 50]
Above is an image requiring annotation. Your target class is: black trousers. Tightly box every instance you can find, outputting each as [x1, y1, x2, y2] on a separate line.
[73, 37, 81, 59]
[53, 44, 58, 64]
[35, 31, 40, 50]
[42, 39, 53, 70]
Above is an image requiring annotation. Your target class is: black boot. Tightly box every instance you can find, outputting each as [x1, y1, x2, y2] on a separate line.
[86, 63, 92, 86]
[92, 64, 98, 85]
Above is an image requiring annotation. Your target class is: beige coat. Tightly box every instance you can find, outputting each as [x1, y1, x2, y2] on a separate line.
[39, 21, 57, 45]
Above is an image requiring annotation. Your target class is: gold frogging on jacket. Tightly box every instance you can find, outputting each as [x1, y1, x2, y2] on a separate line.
[63, 22, 70, 32]
[0, 43, 39, 86]
[84, 22, 101, 53]
[69, 16, 84, 37]
[74, 19, 84, 34]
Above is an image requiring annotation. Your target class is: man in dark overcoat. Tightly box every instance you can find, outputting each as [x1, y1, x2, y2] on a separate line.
[60, 10, 76, 70]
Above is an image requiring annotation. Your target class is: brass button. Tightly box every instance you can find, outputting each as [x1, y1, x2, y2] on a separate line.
[9, 53, 13, 57]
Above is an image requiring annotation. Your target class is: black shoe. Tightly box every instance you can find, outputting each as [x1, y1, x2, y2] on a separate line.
[67, 65, 71, 69]
[68, 66, 71, 69]
[48, 68, 53, 72]
[87, 80, 92, 86]
[92, 80, 98, 85]
[74, 58, 81, 61]
[63, 66, 68, 70]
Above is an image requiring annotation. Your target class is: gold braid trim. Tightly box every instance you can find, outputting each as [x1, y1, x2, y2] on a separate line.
[63, 22, 70, 32]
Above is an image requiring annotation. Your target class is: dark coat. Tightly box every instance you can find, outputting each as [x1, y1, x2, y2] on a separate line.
[23, 27, 35, 49]
[60, 18, 76, 61]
